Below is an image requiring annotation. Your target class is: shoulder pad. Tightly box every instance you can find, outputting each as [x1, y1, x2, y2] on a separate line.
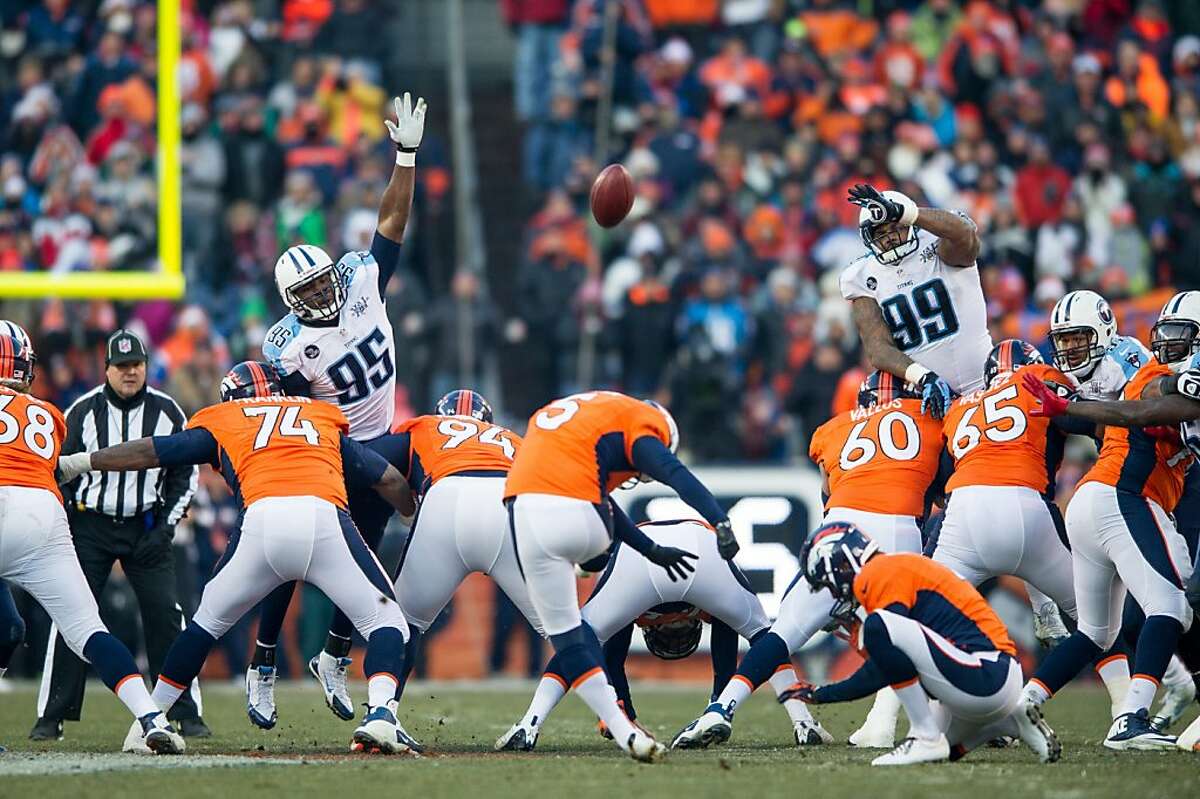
[337, 250, 376, 284]
[263, 314, 301, 368]
[1177, 369, 1200, 401]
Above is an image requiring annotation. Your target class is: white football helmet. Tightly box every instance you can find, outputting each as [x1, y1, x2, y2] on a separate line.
[858, 191, 919, 265]
[273, 244, 346, 322]
[1151, 291, 1200, 372]
[1048, 290, 1117, 379]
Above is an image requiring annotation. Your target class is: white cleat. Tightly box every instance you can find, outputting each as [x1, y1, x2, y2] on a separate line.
[351, 700, 412, 754]
[310, 651, 355, 721]
[871, 734, 950, 766]
[1012, 700, 1061, 763]
[495, 718, 540, 752]
[1152, 677, 1196, 731]
[849, 715, 897, 749]
[794, 719, 834, 746]
[1176, 713, 1200, 751]
[670, 703, 732, 749]
[1104, 709, 1178, 750]
[125, 712, 185, 755]
[245, 665, 278, 729]
[1033, 603, 1070, 648]
[626, 730, 667, 763]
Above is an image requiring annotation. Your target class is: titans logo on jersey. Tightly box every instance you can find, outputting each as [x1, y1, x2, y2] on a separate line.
[1074, 335, 1152, 401]
[263, 249, 396, 440]
[840, 227, 992, 394]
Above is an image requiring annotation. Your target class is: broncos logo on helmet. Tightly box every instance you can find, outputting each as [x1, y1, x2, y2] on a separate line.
[219, 361, 283, 402]
[0, 333, 35, 390]
[801, 521, 879, 603]
[857, 370, 921, 408]
[984, 338, 1044, 388]
[435, 389, 494, 423]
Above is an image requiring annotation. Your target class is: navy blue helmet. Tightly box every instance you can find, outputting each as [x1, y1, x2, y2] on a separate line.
[984, 338, 1043, 388]
[436, 389, 494, 423]
[219, 361, 282, 402]
[801, 521, 879, 602]
[857, 370, 921, 408]
[0, 333, 35, 388]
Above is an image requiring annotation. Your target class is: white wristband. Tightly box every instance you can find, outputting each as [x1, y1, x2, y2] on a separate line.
[898, 196, 919, 226]
[904, 363, 931, 385]
[396, 150, 415, 168]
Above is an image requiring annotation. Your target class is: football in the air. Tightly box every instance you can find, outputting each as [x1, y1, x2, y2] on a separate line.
[590, 163, 634, 228]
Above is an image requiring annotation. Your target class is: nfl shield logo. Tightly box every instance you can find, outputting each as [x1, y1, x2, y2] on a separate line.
[118, 339, 132, 353]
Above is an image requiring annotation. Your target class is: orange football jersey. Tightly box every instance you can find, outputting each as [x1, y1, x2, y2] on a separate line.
[504, 391, 672, 503]
[188, 397, 350, 508]
[808, 398, 943, 517]
[942, 363, 1070, 494]
[1081, 362, 1192, 511]
[392, 414, 521, 489]
[0, 387, 66, 501]
[854, 552, 1016, 656]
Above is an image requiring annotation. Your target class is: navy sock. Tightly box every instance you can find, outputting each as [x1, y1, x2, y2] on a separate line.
[160, 624, 217, 689]
[860, 615, 918, 684]
[82, 631, 141, 691]
[1132, 615, 1184, 682]
[394, 628, 423, 700]
[363, 626, 406, 683]
[1092, 636, 1131, 669]
[1120, 594, 1146, 651]
[603, 624, 635, 718]
[1178, 619, 1200, 674]
[733, 631, 789, 691]
[253, 581, 296, 656]
[542, 651, 565, 683]
[549, 626, 603, 685]
[1033, 630, 1101, 695]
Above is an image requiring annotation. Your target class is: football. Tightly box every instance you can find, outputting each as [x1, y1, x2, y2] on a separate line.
[590, 163, 635, 228]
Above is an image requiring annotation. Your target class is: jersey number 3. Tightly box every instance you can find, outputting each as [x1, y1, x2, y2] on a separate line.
[880, 278, 959, 351]
[327, 327, 394, 405]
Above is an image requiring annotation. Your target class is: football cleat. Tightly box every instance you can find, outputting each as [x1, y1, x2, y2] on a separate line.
[28, 717, 63, 741]
[245, 665, 278, 729]
[871, 735, 950, 766]
[794, 719, 834, 746]
[1151, 674, 1196, 731]
[848, 715, 897, 749]
[670, 703, 732, 749]
[1012, 700, 1061, 763]
[626, 730, 667, 763]
[310, 652, 355, 721]
[351, 701, 412, 754]
[1032, 603, 1070, 648]
[130, 712, 185, 755]
[1104, 709, 1178, 750]
[1176, 713, 1200, 751]
[495, 718, 540, 752]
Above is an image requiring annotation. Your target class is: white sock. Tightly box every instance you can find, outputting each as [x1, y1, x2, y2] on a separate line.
[1023, 679, 1051, 706]
[524, 674, 567, 726]
[1094, 654, 1130, 717]
[1026, 584, 1055, 614]
[1163, 655, 1191, 689]
[115, 674, 159, 718]
[716, 675, 754, 715]
[1120, 675, 1158, 716]
[893, 680, 940, 741]
[150, 677, 187, 715]
[768, 666, 815, 724]
[573, 669, 635, 748]
[367, 673, 397, 708]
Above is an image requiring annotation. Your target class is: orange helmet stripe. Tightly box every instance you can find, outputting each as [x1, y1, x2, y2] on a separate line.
[0, 335, 11, 380]
[456, 390, 473, 416]
[246, 361, 269, 397]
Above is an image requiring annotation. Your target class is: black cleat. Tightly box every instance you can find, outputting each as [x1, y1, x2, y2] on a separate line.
[29, 717, 63, 741]
[178, 716, 212, 738]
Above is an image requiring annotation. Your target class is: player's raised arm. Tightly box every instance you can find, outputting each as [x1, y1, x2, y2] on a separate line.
[850, 298, 952, 418]
[848, 184, 980, 267]
[373, 92, 426, 290]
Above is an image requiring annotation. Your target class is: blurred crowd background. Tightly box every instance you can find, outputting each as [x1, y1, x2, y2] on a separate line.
[2, 0, 1200, 681]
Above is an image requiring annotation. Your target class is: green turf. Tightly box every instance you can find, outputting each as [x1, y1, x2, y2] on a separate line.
[0, 680, 1194, 798]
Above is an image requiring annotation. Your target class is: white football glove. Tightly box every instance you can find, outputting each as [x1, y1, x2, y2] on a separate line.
[384, 92, 426, 167]
[58, 451, 93, 483]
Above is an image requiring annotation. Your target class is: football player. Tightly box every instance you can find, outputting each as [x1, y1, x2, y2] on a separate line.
[496, 517, 830, 751]
[58, 362, 419, 754]
[248, 92, 426, 725]
[1018, 339, 1194, 749]
[672, 371, 944, 750]
[784, 523, 1060, 766]
[504, 391, 738, 762]
[0, 334, 184, 755]
[935, 339, 1132, 717]
[0, 319, 34, 684]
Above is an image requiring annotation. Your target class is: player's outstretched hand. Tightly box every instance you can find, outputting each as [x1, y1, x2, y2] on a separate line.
[847, 183, 902, 224]
[1022, 372, 1069, 417]
[646, 544, 698, 582]
[385, 92, 427, 154]
[917, 371, 954, 419]
[778, 680, 820, 704]
[714, 520, 739, 560]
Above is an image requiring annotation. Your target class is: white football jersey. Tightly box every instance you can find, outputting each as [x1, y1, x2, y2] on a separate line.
[1073, 335, 1152, 401]
[1174, 351, 1200, 458]
[840, 228, 991, 393]
[264, 250, 395, 440]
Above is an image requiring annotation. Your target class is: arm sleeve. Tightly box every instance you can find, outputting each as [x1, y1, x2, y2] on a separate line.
[602, 623, 636, 715]
[1051, 414, 1097, 437]
[629, 436, 728, 526]
[370, 230, 403, 295]
[366, 432, 413, 478]
[709, 619, 739, 702]
[812, 659, 890, 704]
[609, 501, 658, 555]
[340, 434, 390, 489]
[156, 396, 198, 525]
[152, 428, 219, 468]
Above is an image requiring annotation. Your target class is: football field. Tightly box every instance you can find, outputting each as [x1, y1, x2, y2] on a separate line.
[0, 680, 1194, 798]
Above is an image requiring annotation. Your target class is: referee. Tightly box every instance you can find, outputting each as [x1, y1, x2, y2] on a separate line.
[31, 330, 210, 740]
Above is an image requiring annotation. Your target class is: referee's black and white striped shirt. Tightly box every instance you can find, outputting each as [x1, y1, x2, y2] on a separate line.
[62, 383, 197, 523]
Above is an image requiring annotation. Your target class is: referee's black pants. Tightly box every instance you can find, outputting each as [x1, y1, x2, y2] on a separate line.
[38, 509, 200, 723]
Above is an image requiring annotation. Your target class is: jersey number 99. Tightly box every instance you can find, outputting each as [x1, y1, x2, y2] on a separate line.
[880, 278, 959, 351]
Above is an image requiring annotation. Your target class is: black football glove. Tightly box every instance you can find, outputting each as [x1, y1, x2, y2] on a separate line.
[847, 183, 902, 225]
[646, 544, 698, 582]
[714, 519, 739, 560]
[918, 371, 954, 419]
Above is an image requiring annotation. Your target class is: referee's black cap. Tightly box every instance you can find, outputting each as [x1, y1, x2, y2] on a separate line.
[105, 329, 148, 366]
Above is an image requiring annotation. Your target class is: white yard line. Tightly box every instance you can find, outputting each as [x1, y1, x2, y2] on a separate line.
[0, 752, 305, 777]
